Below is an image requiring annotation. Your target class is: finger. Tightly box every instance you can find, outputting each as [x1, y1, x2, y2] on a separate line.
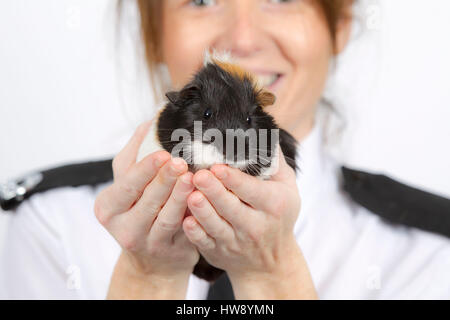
[151, 172, 195, 242]
[94, 150, 171, 224]
[126, 157, 188, 232]
[210, 164, 279, 213]
[192, 169, 251, 230]
[270, 144, 296, 185]
[183, 216, 216, 252]
[187, 190, 234, 242]
[113, 120, 153, 179]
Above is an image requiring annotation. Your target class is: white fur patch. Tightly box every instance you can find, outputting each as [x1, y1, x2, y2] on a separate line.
[191, 140, 224, 171]
[136, 121, 279, 180]
[203, 48, 235, 67]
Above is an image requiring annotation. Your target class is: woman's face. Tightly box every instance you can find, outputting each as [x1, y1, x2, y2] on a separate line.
[161, 0, 351, 140]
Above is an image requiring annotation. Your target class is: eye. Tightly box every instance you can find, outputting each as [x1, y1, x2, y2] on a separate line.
[246, 116, 252, 125]
[269, 0, 298, 4]
[268, 0, 296, 3]
[190, 0, 217, 7]
[204, 108, 212, 120]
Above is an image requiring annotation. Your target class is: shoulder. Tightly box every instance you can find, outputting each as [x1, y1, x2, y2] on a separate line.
[0, 157, 114, 242]
[3, 175, 111, 233]
[0, 183, 112, 299]
[0, 158, 113, 211]
[10, 183, 108, 222]
[324, 156, 450, 298]
[324, 154, 450, 243]
[0, 160, 118, 299]
[2, 181, 112, 259]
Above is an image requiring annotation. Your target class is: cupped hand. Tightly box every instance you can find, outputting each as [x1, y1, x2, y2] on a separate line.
[182, 147, 316, 299]
[94, 121, 200, 289]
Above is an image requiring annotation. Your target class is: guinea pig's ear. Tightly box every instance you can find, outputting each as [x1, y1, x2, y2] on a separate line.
[178, 84, 200, 102]
[165, 91, 179, 104]
[257, 90, 276, 108]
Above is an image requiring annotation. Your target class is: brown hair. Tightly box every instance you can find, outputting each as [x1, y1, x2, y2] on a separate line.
[131, 0, 352, 100]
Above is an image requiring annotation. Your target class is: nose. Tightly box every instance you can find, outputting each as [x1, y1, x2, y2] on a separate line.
[216, 1, 263, 58]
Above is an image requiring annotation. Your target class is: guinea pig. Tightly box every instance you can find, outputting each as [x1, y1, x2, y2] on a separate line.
[137, 50, 298, 282]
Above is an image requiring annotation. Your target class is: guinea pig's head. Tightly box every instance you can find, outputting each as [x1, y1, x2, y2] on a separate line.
[157, 61, 281, 177]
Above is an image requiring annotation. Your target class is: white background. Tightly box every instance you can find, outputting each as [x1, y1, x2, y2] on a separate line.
[1, 0, 450, 248]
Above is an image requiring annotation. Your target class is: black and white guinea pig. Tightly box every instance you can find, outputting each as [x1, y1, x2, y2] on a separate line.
[137, 51, 298, 282]
[137, 52, 298, 177]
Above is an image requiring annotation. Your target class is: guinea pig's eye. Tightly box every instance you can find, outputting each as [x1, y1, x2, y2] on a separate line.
[246, 116, 252, 125]
[203, 108, 212, 120]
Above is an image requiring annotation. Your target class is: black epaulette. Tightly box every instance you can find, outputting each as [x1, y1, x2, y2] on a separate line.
[0, 159, 113, 211]
[342, 167, 450, 239]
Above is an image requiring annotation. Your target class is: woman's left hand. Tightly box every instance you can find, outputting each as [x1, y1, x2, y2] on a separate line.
[182, 147, 317, 299]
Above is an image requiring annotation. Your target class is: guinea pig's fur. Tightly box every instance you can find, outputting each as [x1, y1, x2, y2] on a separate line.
[137, 51, 298, 282]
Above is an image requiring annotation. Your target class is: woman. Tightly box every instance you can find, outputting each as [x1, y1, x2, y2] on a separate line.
[1, 0, 449, 299]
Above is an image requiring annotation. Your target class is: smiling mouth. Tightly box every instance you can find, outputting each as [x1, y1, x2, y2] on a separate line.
[253, 73, 283, 90]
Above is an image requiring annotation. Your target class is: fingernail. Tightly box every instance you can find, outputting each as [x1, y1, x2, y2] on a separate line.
[187, 218, 197, 229]
[171, 158, 186, 173]
[172, 157, 185, 166]
[180, 173, 192, 186]
[213, 167, 227, 180]
[193, 171, 210, 188]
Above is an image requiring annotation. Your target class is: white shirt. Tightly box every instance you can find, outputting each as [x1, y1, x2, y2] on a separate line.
[1, 124, 449, 299]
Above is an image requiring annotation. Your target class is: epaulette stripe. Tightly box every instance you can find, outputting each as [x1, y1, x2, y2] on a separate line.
[0, 159, 113, 211]
[342, 167, 450, 238]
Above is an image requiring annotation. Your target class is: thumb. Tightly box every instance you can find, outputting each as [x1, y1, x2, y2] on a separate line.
[270, 144, 295, 183]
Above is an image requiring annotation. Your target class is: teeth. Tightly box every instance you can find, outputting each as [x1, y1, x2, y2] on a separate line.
[254, 74, 278, 87]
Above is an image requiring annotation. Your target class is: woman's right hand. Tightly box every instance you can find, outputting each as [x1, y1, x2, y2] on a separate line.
[94, 120, 199, 299]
